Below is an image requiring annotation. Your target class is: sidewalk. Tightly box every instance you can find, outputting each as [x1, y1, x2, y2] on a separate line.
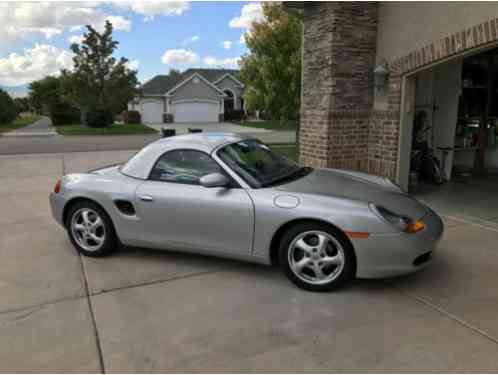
[2, 116, 57, 137]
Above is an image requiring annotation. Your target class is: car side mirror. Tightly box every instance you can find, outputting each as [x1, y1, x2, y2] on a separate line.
[200, 173, 229, 188]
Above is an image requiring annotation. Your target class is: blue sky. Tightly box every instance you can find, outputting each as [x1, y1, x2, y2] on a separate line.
[0, 1, 263, 95]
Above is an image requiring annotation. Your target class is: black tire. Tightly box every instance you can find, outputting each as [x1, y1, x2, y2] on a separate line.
[65, 200, 117, 257]
[279, 222, 356, 292]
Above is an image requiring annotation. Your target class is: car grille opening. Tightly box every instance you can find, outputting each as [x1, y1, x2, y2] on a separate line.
[413, 251, 432, 266]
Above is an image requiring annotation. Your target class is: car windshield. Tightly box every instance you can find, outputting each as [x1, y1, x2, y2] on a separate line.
[217, 139, 310, 188]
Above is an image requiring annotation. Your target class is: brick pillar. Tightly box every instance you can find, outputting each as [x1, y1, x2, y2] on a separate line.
[300, 2, 378, 171]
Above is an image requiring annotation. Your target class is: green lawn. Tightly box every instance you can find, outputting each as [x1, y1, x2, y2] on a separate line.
[238, 119, 298, 131]
[271, 144, 298, 162]
[0, 114, 41, 135]
[55, 123, 158, 136]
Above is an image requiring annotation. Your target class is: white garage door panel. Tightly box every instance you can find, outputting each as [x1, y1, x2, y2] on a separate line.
[141, 102, 163, 123]
[173, 102, 219, 123]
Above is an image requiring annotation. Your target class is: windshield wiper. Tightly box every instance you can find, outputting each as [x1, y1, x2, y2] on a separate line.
[263, 167, 312, 187]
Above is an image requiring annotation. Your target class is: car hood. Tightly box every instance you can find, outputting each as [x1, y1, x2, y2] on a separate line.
[277, 168, 427, 220]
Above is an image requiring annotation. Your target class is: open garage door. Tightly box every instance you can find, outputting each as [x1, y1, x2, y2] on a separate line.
[141, 101, 163, 124]
[173, 101, 219, 123]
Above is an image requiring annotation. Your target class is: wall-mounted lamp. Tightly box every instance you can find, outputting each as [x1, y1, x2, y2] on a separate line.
[374, 60, 389, 90]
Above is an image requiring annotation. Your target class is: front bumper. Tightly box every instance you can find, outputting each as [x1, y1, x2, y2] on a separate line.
[352, 208, 444, 278]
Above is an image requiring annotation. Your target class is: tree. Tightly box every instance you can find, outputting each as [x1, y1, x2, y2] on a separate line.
[61, 21, 139, 127]
[28, 76, 80, 125]
[28, 76, 61, 115]
[14, 97, 30, 114]
[239, 3, 302, 123]
[167, 68, 181, 78]
[0, 88, 17, 124]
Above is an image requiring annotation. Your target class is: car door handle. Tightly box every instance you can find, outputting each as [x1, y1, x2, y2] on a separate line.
[138, 195, 154, 202]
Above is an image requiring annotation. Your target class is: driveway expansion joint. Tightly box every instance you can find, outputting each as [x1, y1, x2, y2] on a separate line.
[0, 294, 86, 317]
[88, 266, 238, 297]
[78, 254, 106, 374]
[394, 286, 498, 346]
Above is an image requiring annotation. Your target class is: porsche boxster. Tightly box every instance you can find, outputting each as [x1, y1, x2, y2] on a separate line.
[50, 133, 443, 291]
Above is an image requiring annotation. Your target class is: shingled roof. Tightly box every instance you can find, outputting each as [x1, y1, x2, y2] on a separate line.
[140, 68, 240, 95]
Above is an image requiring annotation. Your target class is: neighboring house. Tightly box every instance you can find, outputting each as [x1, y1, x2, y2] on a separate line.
[285, 2, 498, 190]
[129, 68, 244, 123]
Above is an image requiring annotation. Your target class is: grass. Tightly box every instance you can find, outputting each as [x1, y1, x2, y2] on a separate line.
[55, 123, 158, 136]
[238, 119, 298, 131]
[271, 143, 298, 162]
[0, 114, 41, 135]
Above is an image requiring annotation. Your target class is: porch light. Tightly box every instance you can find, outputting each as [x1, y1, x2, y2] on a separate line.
[374, 60, 389, 89]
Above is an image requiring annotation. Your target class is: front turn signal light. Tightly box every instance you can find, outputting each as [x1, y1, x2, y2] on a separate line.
[405, 220, 426, 233]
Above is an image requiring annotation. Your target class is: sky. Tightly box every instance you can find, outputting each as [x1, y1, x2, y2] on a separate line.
[0, 1, 264, 96]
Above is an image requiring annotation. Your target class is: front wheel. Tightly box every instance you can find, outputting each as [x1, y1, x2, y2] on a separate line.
[66, 201, 117, 257]
[279, 223, 356, 292]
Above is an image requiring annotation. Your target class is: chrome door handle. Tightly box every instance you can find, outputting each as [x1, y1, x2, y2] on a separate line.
[138, 195, 154, 202]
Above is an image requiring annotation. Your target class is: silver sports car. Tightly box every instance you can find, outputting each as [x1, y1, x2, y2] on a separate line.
[50, 133, 443, 291]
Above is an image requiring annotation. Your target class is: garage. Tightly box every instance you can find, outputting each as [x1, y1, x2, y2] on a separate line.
[172, 101, 219, 123]
[141, 100, 163, 124]
[394, 45, 498, 219]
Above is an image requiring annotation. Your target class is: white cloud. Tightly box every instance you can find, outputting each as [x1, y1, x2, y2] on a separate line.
[104, 15, 132, 32]
[162, 49, 199, 66]
[70, 25, 83, 32]
[0, 2, 132, 48]
[184, 35, 199, 44]
[0, 44, 73, 86]
[126, 59, 140, 70]
[204, 56, 240, 69]
[67, 34, 85, 45]
[229, 2, 263, 29]
[115, 1, 190, 21]
[222, 41, 233, 50]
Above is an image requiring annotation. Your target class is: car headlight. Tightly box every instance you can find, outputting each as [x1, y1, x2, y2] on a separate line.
[369, 204, 425, 233]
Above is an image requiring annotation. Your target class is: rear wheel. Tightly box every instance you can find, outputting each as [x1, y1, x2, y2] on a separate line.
[279, 223, 355, 292]
[66, 201, 117, 257]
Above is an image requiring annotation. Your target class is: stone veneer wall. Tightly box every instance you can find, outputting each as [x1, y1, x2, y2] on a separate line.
[300, 2, 383, 173]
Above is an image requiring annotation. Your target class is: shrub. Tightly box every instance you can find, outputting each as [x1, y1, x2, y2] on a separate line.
[86, 109, 113, 128]
[50, 103, 81, 126]
[224, 109, 246, 122]
[260, 111, 272, 120]
[0, 89, 17, 125]
[122, 110, 141, 124]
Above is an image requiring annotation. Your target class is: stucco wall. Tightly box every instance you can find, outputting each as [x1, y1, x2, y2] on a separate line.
[376, 2, 498, 64]
[172, 76, 220, 102]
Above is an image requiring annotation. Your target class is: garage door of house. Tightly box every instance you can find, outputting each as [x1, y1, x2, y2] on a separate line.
[141, 101, 163, 124]
[173, 101, 219, 123]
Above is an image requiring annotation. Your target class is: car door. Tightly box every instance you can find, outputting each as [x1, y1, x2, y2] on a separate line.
[134, 149, 254, 254]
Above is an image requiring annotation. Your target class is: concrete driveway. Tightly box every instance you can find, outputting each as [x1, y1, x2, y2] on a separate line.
[1, 151, 498, 371]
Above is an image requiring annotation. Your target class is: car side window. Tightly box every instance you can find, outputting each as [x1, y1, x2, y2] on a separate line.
[149, 149, 222, 185]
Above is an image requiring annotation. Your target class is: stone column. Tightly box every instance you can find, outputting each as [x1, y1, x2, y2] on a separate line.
[300, 2, 378, 172]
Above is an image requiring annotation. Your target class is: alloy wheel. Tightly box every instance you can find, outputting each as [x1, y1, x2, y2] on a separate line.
[70, 208, 106, 252]
[288, 230, 345, 285]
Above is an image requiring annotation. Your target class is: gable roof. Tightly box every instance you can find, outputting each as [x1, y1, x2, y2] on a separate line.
[165, 72, 226, 96]
[213, 73, 244, 87]
[140, 68, 241, 96]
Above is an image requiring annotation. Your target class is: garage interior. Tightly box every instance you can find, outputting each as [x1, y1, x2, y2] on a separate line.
[403, 46, 498, 220]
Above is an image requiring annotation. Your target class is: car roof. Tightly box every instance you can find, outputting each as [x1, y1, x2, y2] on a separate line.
[120, 132, 256, 179]
[153, 132, 253, 153]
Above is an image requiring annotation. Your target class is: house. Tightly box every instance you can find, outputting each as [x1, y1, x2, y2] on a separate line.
[285, 2, 498, 191]
[129, 68, 244, 124]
